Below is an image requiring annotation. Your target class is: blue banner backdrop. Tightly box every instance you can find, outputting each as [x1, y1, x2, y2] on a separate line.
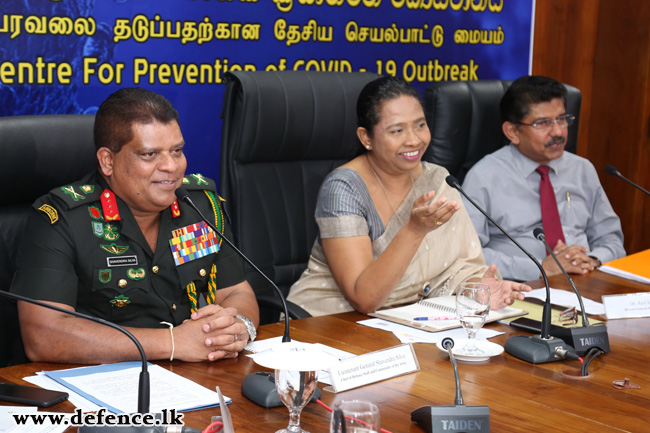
[1, 0, 534, 182]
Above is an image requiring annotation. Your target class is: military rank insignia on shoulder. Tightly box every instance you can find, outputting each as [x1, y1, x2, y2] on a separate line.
[182, 173, 216, 192]
[51, 182, 101, 210]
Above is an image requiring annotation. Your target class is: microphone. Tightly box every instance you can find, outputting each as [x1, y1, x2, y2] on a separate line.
[605, 165, 650, 197]
[445, 175, 573, 364]
[175, 187, 296, 408]
[533, 228, 610, 355]
[174, 187, 290, 343]
[411, 338, 490, 433]
[0, 290, 157, 433]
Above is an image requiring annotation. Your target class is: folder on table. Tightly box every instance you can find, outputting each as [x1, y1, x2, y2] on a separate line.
[600, 249, 650, 285]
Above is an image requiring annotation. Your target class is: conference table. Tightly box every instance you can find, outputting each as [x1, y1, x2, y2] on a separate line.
[1, 271, 649, 433]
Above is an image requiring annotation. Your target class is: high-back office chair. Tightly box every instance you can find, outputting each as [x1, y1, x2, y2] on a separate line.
[0, 114, 96, 366]
[423, 80, 582, 184]
[219, 70, 381, 324]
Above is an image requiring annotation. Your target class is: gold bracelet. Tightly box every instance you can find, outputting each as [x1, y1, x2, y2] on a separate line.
[160, 321, 175, 361]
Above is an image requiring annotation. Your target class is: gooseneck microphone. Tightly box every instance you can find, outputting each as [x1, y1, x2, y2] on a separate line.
[174, 188, 291, 343]
[605, 165, 650, 197]
[533, 228, 610, 355]
[533, 228, 588, 325]
[445, 175, 573, 364]
[411, 338, 490, 433]
[0, 290, 150, 414]
[176, 187, 297, 409]
[0, 290, 164, 432]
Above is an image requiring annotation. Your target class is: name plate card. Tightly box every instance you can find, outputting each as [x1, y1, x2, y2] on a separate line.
[326, 344, 419, 393]
[602, 292, 650, 319]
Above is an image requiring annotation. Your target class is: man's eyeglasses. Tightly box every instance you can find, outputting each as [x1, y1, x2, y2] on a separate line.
[517, 114, 575, 131]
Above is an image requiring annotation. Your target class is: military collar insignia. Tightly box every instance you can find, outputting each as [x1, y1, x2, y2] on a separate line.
[110, 294, 131, 308]
[62, 185, 85, 201]
[171, 200, 181, 218]
[80, 185, 95, 194]
[38, 204, 59, 224]
[101, 189, 121, 221]
[101, 243, 129, 255]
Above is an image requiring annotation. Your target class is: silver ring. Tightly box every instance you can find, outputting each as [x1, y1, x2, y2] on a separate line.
[234, 334, 238, 342]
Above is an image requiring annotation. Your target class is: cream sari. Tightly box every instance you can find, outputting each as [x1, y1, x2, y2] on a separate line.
[286, 162, 488, 317]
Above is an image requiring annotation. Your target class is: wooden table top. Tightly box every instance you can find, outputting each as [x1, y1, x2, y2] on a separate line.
[1, 270, 649, 433]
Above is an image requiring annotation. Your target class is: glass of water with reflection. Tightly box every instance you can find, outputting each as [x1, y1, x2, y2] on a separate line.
[456, 282, 491, 355]
[330, 400, 380, 433]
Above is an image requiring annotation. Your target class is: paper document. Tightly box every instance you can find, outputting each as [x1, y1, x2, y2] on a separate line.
[0, 406, 69, 433]
[600, 267, 650, 285]
[23, 373, 101, 412]
[42, 362, 230, 414]
[524, 287, 605, 315]
[245, 338, 355, 385]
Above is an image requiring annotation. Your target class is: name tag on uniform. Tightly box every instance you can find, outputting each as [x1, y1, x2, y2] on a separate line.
[106, 256, 138, 267]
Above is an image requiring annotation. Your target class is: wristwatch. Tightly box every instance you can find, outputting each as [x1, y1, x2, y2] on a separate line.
[237, 315, 257, 342]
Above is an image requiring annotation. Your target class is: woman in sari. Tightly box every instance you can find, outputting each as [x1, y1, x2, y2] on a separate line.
[287, 76, 529, 316]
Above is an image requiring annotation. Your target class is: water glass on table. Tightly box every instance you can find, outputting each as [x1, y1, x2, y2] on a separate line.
[456, 282, 491, 355]
[330, 400, 381, 433]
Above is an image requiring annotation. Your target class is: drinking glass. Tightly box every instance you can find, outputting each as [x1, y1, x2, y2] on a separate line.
[275, 369, 319, 433]
[455, 282, 491, 355]
[330, 400, 381, 433]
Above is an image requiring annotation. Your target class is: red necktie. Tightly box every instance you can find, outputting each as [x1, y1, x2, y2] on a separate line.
[536, 165, 565, 250]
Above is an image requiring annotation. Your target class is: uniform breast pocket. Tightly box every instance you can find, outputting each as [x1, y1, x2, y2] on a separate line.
[91, 266, 151, 322]
[174, 259, 212, 290]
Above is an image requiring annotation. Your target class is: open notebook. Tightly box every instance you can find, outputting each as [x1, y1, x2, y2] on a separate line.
[369, 295, 527, 332]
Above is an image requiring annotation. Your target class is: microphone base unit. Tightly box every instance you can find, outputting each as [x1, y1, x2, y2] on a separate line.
[550, 324, 610, 356]
[504, 334, 572, 364]
[411, 404, 490, 433]
[241, 371, 321, 408]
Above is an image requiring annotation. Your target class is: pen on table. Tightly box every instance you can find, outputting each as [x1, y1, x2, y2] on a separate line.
[412, 316, 458, 321]
[566, 191, 571, 209]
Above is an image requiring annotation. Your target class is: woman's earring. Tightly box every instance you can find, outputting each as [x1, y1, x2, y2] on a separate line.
[366, 145, 370, 150]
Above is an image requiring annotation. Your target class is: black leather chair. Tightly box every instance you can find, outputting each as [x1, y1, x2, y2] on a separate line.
[0, 114, 96, 366]
[219, 70, 381, 324]
[422, 80, 582, 184]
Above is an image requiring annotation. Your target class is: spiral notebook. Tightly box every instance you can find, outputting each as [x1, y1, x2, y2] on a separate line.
[369, 295, 527, 332]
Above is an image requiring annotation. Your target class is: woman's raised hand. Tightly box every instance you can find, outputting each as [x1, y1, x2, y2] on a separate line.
[410, 190, 461, 233]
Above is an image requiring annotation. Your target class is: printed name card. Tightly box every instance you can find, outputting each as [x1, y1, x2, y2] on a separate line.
[326, 344, 419, 393]
[602, 292, 650, 319]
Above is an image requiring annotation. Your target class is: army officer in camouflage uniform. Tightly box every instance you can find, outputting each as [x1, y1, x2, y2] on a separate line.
[10, 88, 259, 363]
